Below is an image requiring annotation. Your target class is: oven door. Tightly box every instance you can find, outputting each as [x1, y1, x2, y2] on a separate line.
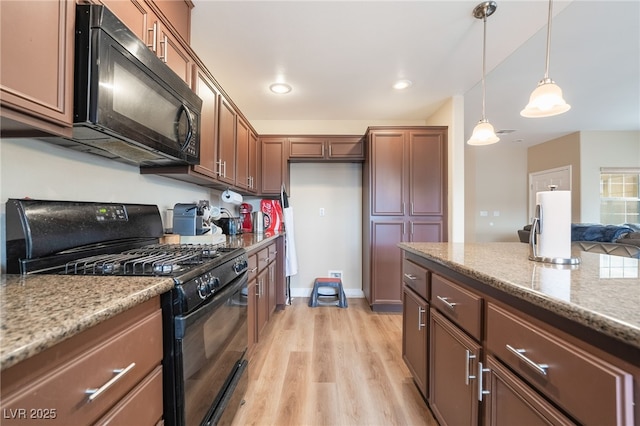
[173, 273, 248, 426]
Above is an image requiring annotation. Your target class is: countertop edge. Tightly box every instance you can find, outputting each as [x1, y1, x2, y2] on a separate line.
[399, 243, 640, 350]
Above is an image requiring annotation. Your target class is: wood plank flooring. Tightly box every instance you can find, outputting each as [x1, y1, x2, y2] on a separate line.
[231, 298, 438, 426]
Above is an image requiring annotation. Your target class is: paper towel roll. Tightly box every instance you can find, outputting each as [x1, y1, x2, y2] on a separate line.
[536, 190, 571, 259]
[221, 189, 243, 205]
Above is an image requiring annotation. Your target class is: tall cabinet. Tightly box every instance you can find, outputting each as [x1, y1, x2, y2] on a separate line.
[362, 126, 447, 311]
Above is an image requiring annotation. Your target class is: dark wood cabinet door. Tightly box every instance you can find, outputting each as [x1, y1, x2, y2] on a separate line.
[260, 138, 288, 195]
[402, 286, 428, 399]
[370, 131, 406, 216]
[256, 269, 269, 338]
[267, 261, 277, 318]
[100, 0, 151, 43]
[409, 220, 444, 242]
[158, 21, 192, 85]
[218, 96, 237, 185]
[408, 130, 446, 216]
[0, 0, 74, 132]
[247, 131, 258, 192]
[289, 137, 325, 159]
[369, 220, 405, 309]
[429, 309, 480, 426]
[192, 67, 218, 179]
[327, 137, 364, 160]
[236, 117, 250, 190]
[484, 355, 574, 426]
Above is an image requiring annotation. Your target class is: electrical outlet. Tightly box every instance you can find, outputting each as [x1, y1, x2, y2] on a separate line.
[319, 208, 325, 217]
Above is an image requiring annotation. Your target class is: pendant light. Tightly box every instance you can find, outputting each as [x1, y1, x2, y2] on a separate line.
[468, 1, 499, 146]
[521, 0, 570, 118]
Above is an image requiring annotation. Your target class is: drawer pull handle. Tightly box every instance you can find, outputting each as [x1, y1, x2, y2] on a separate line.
[249, 267, 258, 273]
[465, 350, 476, 385]
[506, 344, 548, 376]
[436, 295, 457, 310]
[86, 362, 136, 402]
[418, 307, 426, 330]
[403, 273, 417, 281]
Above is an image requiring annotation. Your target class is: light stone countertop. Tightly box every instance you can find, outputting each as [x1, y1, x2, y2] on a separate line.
[0, 274, 174, 370]
[399, 242, 640, 350]
[0, 232, 285, 371]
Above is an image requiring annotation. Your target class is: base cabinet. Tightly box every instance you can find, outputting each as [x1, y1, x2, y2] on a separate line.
[402, 286, 428, 399]
[0, 298, 163, 425]
[429, 309, 481, 426]
[401, 250, 639, 426]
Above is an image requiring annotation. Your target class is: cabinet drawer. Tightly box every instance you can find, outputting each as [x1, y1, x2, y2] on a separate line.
[431, 274, 482, 340]
[95, 365, 163, 426]
[257, 246, 270, 271]
[248, 253, 258, 281]
[1, 310, 163, 425]
[487, 303, 634, 426]
[402, 258, 429, 300]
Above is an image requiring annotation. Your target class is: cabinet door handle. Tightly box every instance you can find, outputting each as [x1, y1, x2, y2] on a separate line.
[147, 21, 157, 52]
[465, 350, 476, 385]
[477, 361, 491, 402]
[249, 267, 258, 273]
[506, 344, 549, 376]
[436, 295, 457, 310]
[86, 362, 136, 402]
[418, 307, 426, 330]
[223, 161, 227, 178]
[159, 35, 168, 63]
[328, 144, 332, 157]
[403, 273, 417, 281]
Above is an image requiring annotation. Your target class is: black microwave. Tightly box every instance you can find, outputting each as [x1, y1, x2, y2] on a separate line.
[71, 4, 202, 166]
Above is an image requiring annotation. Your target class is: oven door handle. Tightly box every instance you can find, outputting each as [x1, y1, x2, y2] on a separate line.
[175, 272, 247, 339]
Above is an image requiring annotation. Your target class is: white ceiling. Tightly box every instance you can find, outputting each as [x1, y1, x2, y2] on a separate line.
[190, 0, 640, 146]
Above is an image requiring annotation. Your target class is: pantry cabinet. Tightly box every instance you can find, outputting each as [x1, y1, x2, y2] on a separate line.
[0, 0, 75, 137]
[363, 127, 447, 311]
[0, 298, 163, 425]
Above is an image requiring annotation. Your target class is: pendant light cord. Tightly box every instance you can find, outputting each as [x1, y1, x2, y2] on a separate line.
[481, 14, 487, 121]
[543, 0, 553, 80]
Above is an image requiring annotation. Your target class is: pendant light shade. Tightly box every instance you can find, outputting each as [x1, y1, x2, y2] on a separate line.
[521, 0, 570, 118]
[467, 1, 499, 146]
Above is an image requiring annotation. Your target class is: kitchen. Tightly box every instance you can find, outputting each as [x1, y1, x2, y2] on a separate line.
[1, 0, 639, 425]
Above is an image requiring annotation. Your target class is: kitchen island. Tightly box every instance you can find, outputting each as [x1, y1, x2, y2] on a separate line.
[399, 242, 639, 425]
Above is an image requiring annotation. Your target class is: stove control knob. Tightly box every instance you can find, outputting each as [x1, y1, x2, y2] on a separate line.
[234, 258, 248, 274]
[196, 278, 210, 299]
[210, 276, 221, 293]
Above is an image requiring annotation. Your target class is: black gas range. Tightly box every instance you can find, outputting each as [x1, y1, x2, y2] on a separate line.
[5, 199, 249, 426]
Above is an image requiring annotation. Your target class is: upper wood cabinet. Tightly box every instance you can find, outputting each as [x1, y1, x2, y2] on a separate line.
[288, 136, 364, 161]
[236, 117, 258, 193]
[101, 0, 192, 85]
[217, 95, 237, 186]
[259, 137, 289, 195]
[192, 65, 219, 180]
[0, 0, 75, 137]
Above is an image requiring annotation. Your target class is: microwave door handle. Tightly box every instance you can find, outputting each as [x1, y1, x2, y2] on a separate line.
[177, 104, 194, 151]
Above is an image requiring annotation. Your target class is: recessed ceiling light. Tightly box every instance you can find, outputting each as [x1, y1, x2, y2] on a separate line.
[393, 79, 412, 90]
[269, 83, 292, 94]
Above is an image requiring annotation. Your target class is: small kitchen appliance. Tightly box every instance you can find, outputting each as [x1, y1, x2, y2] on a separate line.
[240, 203, 253, 233]
[5, 199, 249, 426]
[252, 211, 266, 234]
[172, 201, 212, 236]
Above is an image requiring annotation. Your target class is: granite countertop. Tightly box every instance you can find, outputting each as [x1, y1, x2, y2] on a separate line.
[0, 232, 284, 371]
[399, 242, 640, 349]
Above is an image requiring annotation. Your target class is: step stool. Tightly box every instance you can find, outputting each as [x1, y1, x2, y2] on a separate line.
[308, 277, 348, 308]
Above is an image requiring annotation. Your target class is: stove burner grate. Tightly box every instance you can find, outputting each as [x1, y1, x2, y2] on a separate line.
[63, 243, 227, 276]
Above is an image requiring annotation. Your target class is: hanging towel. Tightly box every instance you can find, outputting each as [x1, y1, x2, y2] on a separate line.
[281, 184, 299, 277]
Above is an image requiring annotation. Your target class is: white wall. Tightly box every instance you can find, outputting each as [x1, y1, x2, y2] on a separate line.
[579, 131, 640, 223]
[465, 142, 529, 242]
[288, 163, 363, 297]
[0, 138, 221, 271]
[425, 95, 465, 242]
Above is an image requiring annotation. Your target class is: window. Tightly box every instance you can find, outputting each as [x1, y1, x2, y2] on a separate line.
[600, 168, 640, 224]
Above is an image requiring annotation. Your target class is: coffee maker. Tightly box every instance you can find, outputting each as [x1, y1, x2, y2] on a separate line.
[240, 203, 253, 233]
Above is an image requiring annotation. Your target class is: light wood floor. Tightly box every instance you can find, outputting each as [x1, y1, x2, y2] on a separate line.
[231, 297, 438, 426]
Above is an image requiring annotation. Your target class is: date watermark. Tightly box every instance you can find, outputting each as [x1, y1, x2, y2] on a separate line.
[3, 408, 57, 420]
